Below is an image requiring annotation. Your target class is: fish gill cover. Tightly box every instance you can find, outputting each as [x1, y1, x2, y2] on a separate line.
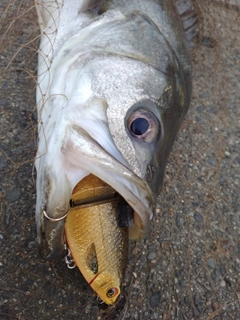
[0, 1, 240, 319]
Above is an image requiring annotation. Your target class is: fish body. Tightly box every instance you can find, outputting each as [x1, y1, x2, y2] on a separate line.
[35, 0, 193, 259]
[65, 174, 128, 304]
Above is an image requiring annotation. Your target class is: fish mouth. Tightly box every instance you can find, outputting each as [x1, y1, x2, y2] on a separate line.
[69, 180, 134, 229]
[37, 123, 154, 260]
[61, 124, 154, 240]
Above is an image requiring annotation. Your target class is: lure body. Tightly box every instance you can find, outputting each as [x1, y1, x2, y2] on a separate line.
[65, 174, 128, 304]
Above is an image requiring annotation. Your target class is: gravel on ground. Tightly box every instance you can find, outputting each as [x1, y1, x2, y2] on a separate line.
[0, 1, 239, 319]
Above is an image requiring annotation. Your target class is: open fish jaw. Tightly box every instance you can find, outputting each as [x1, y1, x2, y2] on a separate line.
[62, 124, 154, 233]
[35, 0, 192, 259]
[36, 117, 154, 258]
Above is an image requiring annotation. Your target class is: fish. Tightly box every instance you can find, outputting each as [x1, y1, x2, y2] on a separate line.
[34, 0, 196, 262]
[65, 174, 129, 304]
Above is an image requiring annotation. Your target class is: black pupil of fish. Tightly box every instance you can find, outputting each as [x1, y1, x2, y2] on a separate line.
[130, 118, 149, 135]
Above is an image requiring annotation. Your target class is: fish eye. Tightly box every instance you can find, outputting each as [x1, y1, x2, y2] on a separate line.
[106, 287, 119, 298]
[130, 118, 149, 135]
[127, 109, 159, 143]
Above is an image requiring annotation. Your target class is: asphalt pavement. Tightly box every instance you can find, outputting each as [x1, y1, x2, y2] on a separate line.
[0, 1, 239, 319]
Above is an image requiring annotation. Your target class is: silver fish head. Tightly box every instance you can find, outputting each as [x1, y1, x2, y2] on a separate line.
[35, 0, 191, 259]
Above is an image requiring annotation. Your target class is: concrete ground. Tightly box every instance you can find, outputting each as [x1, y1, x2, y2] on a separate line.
[0, 1, 239, 319]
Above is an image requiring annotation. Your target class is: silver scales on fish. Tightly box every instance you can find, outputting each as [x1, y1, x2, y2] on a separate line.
[34, 0, 198, 305]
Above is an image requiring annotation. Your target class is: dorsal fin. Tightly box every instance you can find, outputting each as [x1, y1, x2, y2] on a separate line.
[173, 0, 200, 45]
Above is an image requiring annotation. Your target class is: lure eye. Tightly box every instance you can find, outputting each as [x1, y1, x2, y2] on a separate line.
[127, 109, 159, 143]
[106, 287, 119, 298]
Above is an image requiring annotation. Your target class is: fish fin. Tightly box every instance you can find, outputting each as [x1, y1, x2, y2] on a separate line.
[86, 243, 98, 274]
[173, 0, 200, 45]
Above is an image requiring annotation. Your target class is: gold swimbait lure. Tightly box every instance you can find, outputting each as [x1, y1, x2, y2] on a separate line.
[65, 174, 128, 305]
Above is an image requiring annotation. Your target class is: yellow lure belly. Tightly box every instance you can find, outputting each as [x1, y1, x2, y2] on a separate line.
[65, 174, 128, 305]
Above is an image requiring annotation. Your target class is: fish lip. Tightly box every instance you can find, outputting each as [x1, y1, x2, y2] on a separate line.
[38, 217, 66, 260]
[61, 124, 154, 239]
